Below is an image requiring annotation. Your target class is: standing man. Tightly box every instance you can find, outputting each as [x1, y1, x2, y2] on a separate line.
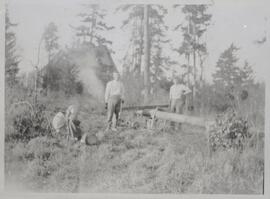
[105, 72, 125, 131]
[169, 77, 191, 130]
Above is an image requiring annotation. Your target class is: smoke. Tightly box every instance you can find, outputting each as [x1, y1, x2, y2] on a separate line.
[79, 68, 105, 100]
[71, 50, 105, 101]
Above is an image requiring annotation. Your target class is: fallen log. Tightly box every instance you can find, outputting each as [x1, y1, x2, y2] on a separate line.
[122, 104, 169, 111]
[136, 109, 213, 128]
[149, 109, 210, 128]
[135, 110, 151, 117]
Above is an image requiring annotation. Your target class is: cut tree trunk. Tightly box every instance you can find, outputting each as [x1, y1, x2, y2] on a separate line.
[122, 104, 169, 111]
[149, 109, 207, 127]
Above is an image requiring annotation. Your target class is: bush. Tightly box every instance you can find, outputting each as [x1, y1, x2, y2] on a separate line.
[209, 109, 251, 151]
[42, 51, 85, 97]
[6, 102, 52, 143]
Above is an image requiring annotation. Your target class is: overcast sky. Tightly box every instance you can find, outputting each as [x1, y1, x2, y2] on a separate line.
[7, 0, 270, 82]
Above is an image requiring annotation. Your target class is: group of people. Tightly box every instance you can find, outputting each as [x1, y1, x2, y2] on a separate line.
[104, 71, 192, 131]
[52, 71, 192, 140]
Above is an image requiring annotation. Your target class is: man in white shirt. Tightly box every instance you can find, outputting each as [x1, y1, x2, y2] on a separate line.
[105, 72, 125, 131]
[169, 77, 191, 129]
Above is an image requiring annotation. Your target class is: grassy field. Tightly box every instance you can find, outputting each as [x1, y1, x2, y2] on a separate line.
[5, 94, 264, 194]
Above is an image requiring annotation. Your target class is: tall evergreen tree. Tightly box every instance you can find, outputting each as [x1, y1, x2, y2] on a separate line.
[72, 4, 114, 49]
[174, 5, 211, 93]
[43, 22, 59, 62]
[5, 9, 20, 87]
[143, 5, 150, 102]
[240, 61, 254, 86]
[116, 5, 144, 75]
[41, 22, 60, 95]
[213, 44, 256, 111]
[148, 5, 172, 94]
[117, 4, 172, 100]
[213, 43, 240, 89]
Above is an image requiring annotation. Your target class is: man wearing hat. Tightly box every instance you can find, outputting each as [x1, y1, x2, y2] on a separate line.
[104, 72, 125, 131]
[169, 77, 191, 130]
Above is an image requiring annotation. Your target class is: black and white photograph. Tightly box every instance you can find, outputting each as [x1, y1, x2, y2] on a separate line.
[2, 0, 269, 195]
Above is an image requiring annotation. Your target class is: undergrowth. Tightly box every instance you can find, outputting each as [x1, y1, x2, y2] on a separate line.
[5, 119, 264, 193]
[5, 93, 264, 194]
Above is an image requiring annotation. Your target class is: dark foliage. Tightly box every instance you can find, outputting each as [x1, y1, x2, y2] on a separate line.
[5, 9, 20, 87]
[6, 103, 52, 143]
[209, 110, 251, 152]
[42, 51, 84, 96]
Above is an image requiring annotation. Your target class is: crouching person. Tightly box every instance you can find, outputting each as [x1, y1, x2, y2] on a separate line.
[52, 111, 66, 136]
[66, 104, 82, 141]
[104, 72, 125, 131]
[52, 102, 83, 143]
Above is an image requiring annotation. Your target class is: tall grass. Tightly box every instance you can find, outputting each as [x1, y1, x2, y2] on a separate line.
[5, 121, 264, 193]
[5, 83, 264, 193]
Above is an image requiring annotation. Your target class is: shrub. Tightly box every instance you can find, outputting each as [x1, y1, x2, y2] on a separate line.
[6, 102, 52, 143]
[209, 109, 251, 151]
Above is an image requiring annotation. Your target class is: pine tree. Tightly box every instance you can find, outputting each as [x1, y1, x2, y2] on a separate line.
[149, 5, 172, 94]
[213, 43, 240, 89]
[240, 61, 254, 86]
[5, 9, 20, 87]
[72, 4, 114, 49]
[41, 22, 60, 95]
[116, 5, 144, 75]
[142, 5, 150, 102]
[43, 22, 59, 62]
[213, 44, 256, 111]
[118, 4, 172, 100]
[174, 5, 211, 91]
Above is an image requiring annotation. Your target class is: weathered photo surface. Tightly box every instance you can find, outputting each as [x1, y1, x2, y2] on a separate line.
[4, 0, 268, 194]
